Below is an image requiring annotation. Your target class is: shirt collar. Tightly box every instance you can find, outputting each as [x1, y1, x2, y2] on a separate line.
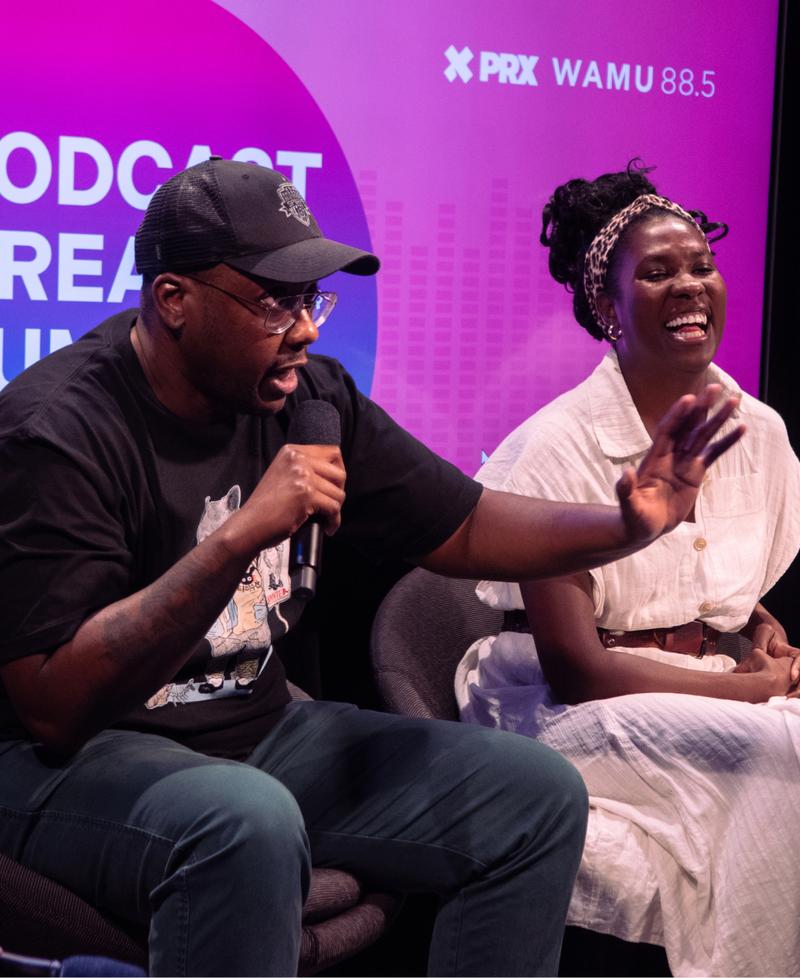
[588, 349, 743, 460]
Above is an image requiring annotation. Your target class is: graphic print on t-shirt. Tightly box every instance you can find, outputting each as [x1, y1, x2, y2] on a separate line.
[145, 485, 291, 710]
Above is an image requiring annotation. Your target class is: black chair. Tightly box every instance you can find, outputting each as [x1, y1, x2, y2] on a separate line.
[370, 568, 502, 721]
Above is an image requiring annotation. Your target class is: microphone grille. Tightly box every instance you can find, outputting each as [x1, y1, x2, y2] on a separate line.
[287, 400, 341, 447]
[61, 956, 146, 976]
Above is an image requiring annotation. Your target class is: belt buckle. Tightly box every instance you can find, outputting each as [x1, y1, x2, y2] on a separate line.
[698, 622, 716, 658]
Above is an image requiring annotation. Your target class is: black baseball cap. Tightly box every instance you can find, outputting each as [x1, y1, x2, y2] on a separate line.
[134, 158, 380, 283]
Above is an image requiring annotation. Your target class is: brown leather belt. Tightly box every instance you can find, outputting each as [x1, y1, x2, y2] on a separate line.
[502, 611, 720, 658]
[598, 620, 720, 657]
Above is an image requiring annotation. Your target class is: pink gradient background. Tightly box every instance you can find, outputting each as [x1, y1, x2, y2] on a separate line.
[0, 0, 780, 474]
[219, 0, 779, 471]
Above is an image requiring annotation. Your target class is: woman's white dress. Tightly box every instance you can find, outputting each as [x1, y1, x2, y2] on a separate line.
[455, 351, 800, 976]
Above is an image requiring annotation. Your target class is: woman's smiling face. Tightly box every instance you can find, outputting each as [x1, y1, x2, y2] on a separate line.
[597, 213, 727, 379]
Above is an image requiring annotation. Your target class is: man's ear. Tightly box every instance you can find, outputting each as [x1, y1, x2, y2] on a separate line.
[151, 274, 186, 334]
[595, 290, 617, 330]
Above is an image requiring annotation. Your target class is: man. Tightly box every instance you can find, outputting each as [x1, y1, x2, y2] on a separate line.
[0, 160, 740, 976]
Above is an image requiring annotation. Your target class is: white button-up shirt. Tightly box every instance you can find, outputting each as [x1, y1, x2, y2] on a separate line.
[476, 351, 800, 632]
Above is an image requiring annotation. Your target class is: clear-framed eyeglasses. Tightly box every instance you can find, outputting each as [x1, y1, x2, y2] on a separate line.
[183, 276, 338, 335]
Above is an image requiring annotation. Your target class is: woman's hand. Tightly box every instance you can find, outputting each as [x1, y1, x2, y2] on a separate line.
[616, 385, 744, 543]
[742, 604, 800, 684]
[749, 625, 800, 684]
[732, 648, 800, 697]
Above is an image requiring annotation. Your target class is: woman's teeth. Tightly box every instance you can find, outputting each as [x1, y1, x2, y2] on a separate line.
[665, 313, 708, 331]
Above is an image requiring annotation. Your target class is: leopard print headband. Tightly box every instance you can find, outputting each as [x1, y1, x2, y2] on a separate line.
[583, 194, 698, 334]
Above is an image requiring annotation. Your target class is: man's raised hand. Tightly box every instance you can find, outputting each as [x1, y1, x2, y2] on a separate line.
[616, 385, 744, 544]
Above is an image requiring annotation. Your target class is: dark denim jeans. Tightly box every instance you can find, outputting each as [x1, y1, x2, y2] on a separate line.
[0, 701, 587, 976]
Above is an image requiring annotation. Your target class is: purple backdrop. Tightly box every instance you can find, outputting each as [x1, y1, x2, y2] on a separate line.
[1, 0, 780, 473]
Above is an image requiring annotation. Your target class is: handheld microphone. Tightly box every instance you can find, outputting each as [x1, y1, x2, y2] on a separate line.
[287, 400, 342, 601]
[0, 948, 144, 977]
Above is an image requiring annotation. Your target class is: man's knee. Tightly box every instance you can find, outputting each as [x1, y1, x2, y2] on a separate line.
[472, 728, 589, 841]
[147, 762, 310, 872]
[510, 734, 588, 816]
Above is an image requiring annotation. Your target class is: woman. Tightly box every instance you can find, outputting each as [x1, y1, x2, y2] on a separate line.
[456, 164, 800, 977]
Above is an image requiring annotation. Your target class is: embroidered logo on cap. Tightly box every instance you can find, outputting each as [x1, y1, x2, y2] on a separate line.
[277, 182, 312, 227]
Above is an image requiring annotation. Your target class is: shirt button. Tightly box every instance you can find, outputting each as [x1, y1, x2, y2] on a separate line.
[693, 538, 708, 551]
[699, 601, 714, 614]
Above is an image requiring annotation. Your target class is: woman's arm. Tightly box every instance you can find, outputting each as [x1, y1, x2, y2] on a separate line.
[520, 573, 799, 704]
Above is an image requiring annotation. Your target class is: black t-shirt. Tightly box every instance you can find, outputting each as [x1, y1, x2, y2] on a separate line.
[0, 310, 481, 757]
